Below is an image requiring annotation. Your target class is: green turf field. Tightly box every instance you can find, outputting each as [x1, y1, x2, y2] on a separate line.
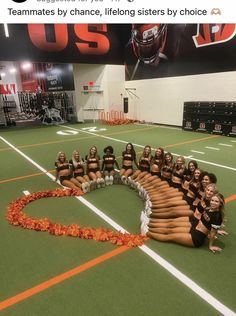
[0, 122, 235, 316]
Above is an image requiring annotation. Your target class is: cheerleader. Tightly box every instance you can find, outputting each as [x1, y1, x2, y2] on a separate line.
[146, 193, 225, 253]
[70, 150, 90, 193]
[85, 146, 105, 189]
[119, 143, 138, 183]
[101, 146, 119, 185]
[128, 145, 152, 184]
[54, 151, 81, 190]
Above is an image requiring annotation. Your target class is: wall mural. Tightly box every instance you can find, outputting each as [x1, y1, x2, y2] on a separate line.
[125, 24, 236, 80]
[0, 24, 236, 80]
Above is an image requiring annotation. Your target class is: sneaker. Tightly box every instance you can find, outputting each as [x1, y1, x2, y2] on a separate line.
[141, 222, 149, 235]
[145, 207, 152, 216]
[81, 183, 87, 193]
[140, 211, 147, 223]
[100, 178, 105, 188]
[105, 176, 110, 186]
[121, 176, 127, 184]
[109, 176, 114, 185]
[127, 176, 132, 184]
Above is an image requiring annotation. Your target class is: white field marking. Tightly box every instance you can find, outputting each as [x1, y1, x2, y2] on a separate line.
[1, 136, 235, 315]
[205, 146, 220, 151]
[0, 136, 55, 181]
[231, 140, 236, 143]
[191, 150, 205, 154]
[23, 190, 30, 196]
[134, 123, 181, 131]
[184, 155, 193, 159]
[59, 125, 236, 172]
[140, 245, 236, 316]
[57, 130, 79, 136]
[218, 143, 233, 147]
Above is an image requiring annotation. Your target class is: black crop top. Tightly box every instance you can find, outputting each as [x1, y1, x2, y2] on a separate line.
[103, 154, 116, 165]
[139, 156, 151, 166]
[55, 162, 71, 171]
[69, 159, 84, 170]
[122, 151, 135, 161]
[162, 164, 174, 173]
[200, 209, 222, 232]
[172, 166, 186, 180]
[85, 155, 100, 165]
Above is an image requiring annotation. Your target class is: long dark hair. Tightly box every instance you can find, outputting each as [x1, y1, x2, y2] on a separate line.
[125, 142, 136, 157]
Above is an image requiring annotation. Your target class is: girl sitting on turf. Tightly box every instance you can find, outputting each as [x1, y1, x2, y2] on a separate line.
[146, 193, 225, 253]
[70, 150, 90, 193]
[102, 145, 120, 185]
[55, 151, 81, 190]
[119, 142, 138, 183]
[85, 146, 105, 189]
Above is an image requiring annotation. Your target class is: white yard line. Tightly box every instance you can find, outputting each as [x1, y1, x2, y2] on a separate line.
[59, 125, 236, 172]
[191, 150, 205, 154]
[134, 123, 181, 131]
[1, 134, 235, 316]
[218, 143, 233, 147]
[205, 146, 220, 151]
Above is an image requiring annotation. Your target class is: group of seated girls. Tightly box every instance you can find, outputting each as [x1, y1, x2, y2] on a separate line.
[54, 145, 120, 192]
[55, 142, 227, 252]
[118, 143, 227, 253]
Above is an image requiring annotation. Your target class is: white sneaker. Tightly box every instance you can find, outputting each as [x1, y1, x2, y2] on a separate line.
[100, 178, 105, 188]
[145, 207, 152, 216]
[109, 176, 114, 185]
[145, 200, 152, 208]
[85, 182, 90, 192]
[141, 222, 149, 235]
[105, 176, 110, 186]
[140, 211, 147, 223]
[121, 176, 126, 184]
[81, 183, 87, 193]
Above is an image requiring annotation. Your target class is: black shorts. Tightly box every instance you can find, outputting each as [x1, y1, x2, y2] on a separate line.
[171, 181, 182, 189]
[190, 227, 206, 248]
[183, 195, 195, 210]
[104, 167, 114, 172]
[160, 175, 172, 184]
[59, 174, 72, 184]
[122, 165, 133, 171]
[151, 171, 161, 177]
[74, 172, 85, 177]
[88, 167, 99, 173]
[139, 166, 150, 172]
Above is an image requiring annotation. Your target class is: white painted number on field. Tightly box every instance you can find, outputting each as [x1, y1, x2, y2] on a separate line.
[81, 127, 107, 132]
[57, 130, 79, 136]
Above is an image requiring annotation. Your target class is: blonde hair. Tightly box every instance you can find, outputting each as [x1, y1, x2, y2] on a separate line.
[212, 193, 225, 212]
[205, 183, 218, 194]
[72, 150, 82, 168]
[57, 151, 66, 161]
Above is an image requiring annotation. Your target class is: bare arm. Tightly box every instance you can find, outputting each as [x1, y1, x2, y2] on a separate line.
[208, 228, 222, 253]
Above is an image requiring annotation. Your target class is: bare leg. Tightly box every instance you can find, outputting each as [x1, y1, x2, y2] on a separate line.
[61, 179, 81, 190]
[148, 221, 191, 229]
[147, 231, 195, 247]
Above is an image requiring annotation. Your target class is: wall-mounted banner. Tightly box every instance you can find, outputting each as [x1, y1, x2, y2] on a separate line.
[43, 63, 75, 91]
[1, 24, 236, 80]
[125, 23, 236, 80]
[0, 24, 129, 64]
